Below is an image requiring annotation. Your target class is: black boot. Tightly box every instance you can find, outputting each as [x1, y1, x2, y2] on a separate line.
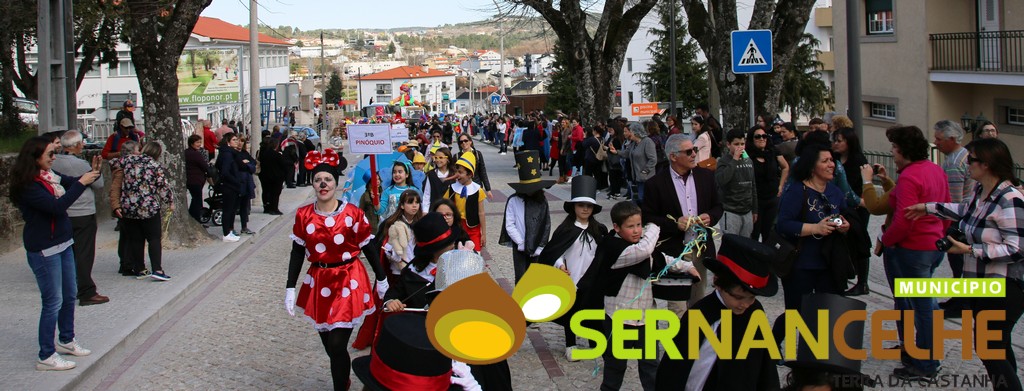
[844, 281, 868, 296]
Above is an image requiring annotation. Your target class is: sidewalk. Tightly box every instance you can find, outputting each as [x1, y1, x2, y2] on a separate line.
[0, 185, 314, 390]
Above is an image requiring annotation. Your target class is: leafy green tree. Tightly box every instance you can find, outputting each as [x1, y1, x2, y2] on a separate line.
[637, 0, 707, 116]
[780, 34, 833, 120]
[325, 71, 343, 105]
[295, 40, 304, 47]
[387, 42, 396, 55]
[544, 41, 579, 114]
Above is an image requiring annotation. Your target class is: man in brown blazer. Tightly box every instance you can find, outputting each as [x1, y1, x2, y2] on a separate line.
[642, 134, 723, 315]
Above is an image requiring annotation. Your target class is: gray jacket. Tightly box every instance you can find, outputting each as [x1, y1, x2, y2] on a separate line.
[52, 154, 104, 217]
[715, 153, 757, 213]
[627, 137, 657, 182]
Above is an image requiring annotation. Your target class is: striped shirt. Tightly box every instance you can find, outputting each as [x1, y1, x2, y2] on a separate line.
[942, 147, 974, 203]
[928, 181, 1024, 281]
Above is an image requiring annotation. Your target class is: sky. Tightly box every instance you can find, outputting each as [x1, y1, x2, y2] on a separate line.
[202, 0, 500, 30]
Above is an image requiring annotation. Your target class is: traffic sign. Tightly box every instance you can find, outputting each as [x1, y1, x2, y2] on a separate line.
[489, 93, 501, 105]
[499, 94, 510, 105]
[630, 102, 660, 116]
[731, 30, 773, 74]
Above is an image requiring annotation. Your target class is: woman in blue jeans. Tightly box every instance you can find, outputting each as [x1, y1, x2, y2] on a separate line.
[9, 136, 100, 371]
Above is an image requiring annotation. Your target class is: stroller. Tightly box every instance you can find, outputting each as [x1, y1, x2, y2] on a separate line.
[199, 187, 224, 226]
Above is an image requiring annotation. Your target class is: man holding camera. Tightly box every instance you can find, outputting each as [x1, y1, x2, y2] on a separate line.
[933, 120, 975, 317]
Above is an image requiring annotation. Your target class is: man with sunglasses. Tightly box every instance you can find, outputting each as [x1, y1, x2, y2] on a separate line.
[642, 134, 723, 316]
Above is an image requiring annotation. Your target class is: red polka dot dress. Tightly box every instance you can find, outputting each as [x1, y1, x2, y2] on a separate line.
[291, 201, 376, 331]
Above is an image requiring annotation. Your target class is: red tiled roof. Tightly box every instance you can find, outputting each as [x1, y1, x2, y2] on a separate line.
[193, 17, 290, 46]
[477, 86, 499, 93]
[357, 66, 453, 80]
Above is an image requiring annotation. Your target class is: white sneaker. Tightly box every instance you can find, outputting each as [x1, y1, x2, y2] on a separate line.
[36, 353, 76, 371]
[565, 346, 579, 362]
[223, 233, 240, 242]
[56, 339, 91, 356]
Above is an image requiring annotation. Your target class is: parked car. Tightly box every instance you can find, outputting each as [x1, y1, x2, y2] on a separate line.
[2, 97, 39, 125]
[291, 126, 321, 150]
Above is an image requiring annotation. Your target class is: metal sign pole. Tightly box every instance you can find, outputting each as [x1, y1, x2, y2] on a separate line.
[749, 74, 755, 127]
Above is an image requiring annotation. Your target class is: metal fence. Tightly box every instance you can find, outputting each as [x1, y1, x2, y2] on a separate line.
[864, 148, 1024, 180]
[930, 30, 1024, 73]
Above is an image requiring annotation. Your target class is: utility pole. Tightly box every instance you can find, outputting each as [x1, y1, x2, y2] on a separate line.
[248, 0, 259, 156]
[846, 0, 863, 140]
[493, 0, 505, 115]
[37, 0, 77, 134]
[669, 0, 678, 119]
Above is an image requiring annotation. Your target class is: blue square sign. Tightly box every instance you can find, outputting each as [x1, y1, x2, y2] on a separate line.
[731, 30, 773, 74]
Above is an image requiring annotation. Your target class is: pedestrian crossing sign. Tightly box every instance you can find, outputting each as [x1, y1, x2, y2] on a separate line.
[731, 30, 773, 74]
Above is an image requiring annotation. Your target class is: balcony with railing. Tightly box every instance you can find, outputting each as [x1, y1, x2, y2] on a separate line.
[930, 30, 1024, 80]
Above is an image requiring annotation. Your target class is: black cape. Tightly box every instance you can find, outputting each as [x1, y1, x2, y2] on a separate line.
[655, 292, 781, 391]
[538, 222, 607, 326]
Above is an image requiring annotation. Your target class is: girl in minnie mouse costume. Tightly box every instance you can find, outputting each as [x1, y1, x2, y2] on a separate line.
[284, 149, 388, 390]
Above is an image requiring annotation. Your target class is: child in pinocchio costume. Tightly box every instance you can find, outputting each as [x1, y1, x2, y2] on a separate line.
[443, 151, 487, 248]
[537, 175, 607, 361]
[655, 234, 781, 391]
[284, 149, 389, 391]
[499, 150, 555, 283]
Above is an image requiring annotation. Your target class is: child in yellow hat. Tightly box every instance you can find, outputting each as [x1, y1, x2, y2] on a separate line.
[443, 151, 487, 249]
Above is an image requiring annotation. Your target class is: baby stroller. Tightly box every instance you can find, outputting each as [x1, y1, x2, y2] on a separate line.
[199, 187, 224, 226]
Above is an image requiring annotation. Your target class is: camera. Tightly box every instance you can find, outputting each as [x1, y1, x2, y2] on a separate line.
[830, 217, 843, 226]
[935, 226, 968, 252]
[872, 164, 881, 175]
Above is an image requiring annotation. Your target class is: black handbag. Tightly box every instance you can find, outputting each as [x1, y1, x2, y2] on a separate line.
[766, 186, 809, 277]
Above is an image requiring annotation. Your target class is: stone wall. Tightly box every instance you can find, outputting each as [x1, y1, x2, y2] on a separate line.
[0, 150, 113, 254]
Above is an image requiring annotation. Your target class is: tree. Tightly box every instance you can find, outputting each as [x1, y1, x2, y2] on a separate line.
[325, 71, 343, 105]
[122, 0, 212, 245]
[637, 0, 707, 117]
[780, 34, 833, 120]
[295, 40, 304, 47]
[0, 0, 123, 108]
[544, 41, 579, 114]
[505, 0, 659, 126]
[681, 0, 818, 128]
[386, 42, 396, 55]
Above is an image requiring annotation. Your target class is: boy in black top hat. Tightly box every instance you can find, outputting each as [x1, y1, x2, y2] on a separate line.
[499, 150, 555, 283]
[655, 234, 781, 391]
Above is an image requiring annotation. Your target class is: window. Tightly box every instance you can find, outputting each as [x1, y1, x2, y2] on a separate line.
[866, 0, 894, 35]
[869, 102, 896, 120]
[1008, 107, 1024, 126]
[627, 58, 633, 72]
[628, 91, 634, 105]
[108, 61, 136, 77]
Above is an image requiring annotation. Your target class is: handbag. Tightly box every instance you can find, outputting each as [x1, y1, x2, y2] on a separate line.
[765, 186, 808, 277]
[697, 157, 717, 171]
[593, 144, 607, 161]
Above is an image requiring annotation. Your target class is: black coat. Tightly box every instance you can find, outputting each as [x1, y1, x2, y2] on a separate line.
[641, 167, 723, 258]
[382, 265, 434, 310]
[655, 293, 781, 391]
[257, 147, 289, 183]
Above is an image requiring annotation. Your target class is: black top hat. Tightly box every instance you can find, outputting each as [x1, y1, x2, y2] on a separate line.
[784, 293, 875, 386]
[563, 175, 602, 214]
[508, 151, 555, 195]
[412, 212, 458, 263]
[704, 234, 778, 296]
[352, 313, 457, 390]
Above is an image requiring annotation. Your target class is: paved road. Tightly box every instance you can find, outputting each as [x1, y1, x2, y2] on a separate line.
[75, 139, 1022, 390]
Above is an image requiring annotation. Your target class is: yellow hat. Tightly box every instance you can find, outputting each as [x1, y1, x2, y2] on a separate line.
[412, 151, 426, 165]
[456, 151, 476, 174]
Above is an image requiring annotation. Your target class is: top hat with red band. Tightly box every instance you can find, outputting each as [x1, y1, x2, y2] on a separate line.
[352, 313, 459, 390]
[412, 212, 458, 263]
[704, 234, 778, 296]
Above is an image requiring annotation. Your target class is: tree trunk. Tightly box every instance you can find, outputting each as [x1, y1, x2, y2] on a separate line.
[125, 0, 212, 246]
[683, 0, 817, 127]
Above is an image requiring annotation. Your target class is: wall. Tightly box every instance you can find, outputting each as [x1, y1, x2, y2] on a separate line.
[0, 150, 112, 254]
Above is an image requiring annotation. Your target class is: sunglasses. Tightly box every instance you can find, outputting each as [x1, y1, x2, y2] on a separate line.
[459, 139, 471, 144]
[753, 134, 769, 140]
[967, 156, 983, 164]
[681, 147, 699, 156]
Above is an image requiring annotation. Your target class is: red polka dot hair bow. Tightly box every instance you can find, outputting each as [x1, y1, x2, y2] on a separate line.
[304, 149, 341, 170]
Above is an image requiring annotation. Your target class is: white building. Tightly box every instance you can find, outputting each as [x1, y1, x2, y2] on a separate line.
[342, 60, 410, 78]
[620, 10, 661, 121]
[22, 16, 291, 131]
[356, 66, 457, 113]
[289, 46, 343, 58]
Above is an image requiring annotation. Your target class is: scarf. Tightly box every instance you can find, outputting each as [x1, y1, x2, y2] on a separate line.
[39, 169, 66, 198]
